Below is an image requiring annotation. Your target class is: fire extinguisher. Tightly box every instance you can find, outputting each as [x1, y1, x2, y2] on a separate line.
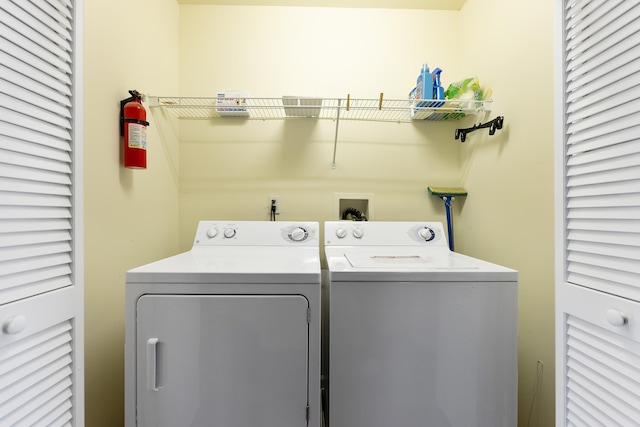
[120, 90, 150, 169]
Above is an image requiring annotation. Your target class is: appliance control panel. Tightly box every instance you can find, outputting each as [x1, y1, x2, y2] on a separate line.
[193, 221, 319, 247]
[324, 221, 447, 247]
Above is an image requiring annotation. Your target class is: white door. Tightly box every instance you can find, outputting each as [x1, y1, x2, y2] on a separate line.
[0, 0, 84, 425]
[136, 295, 310, 427]
[555, 1, 640, 425]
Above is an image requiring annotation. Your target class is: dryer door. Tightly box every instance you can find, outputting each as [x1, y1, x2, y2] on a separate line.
[135, 294, 310, 427]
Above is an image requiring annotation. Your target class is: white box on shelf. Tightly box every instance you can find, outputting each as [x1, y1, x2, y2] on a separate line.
[216, 90, 250, 117]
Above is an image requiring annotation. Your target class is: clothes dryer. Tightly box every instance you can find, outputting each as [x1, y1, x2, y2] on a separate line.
[324, 221, 517, 427]
[125, 221, 321, 427]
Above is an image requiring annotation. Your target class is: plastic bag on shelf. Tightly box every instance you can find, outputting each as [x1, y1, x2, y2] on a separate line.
[445, 77, 492, 102]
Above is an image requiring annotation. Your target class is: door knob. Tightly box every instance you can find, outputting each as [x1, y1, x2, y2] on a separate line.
[2, 315, 28, 334]
[606, 309, 628, 327]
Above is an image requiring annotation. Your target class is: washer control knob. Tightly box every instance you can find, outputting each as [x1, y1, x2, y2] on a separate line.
[418, 227, 436, 241]
[336, 228, 347, 239]
[290, 227, 307, 242]
[352, 228, 364, 239]
[206, 227, 218, 238]
[223, 228, 236, 238]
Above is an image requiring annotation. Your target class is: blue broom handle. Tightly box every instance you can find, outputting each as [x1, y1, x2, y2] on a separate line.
[443, 196, 454, 251]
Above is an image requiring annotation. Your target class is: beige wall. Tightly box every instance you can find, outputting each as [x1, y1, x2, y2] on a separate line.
[85, 2, 555, 426]
[459, 1, 555, 426]
[84, 0, 180, 425]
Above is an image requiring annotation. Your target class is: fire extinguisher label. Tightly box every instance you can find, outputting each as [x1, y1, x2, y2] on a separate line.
[128, 123, 147, 150]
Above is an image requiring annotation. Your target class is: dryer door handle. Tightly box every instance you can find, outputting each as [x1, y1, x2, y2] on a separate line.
[146, 338, 161, 391]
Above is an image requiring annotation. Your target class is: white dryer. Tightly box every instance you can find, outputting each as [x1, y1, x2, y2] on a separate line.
[125, 221, 321, 427]
[324, 221, 518, 427]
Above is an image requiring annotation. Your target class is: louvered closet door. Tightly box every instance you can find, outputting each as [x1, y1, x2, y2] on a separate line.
[557, 0, 640, 426]
[561, 0, 640, 301]
[0, 0, 83, 426]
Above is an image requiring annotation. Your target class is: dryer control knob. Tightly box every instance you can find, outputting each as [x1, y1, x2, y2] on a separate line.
[418, 227, 436, 241]
[335, 228, 347, 239]
[290, 227, 307, 242]
[352, 228, 364, 239]
[223, 228, 236, 238]
[206, 227, 218, 238]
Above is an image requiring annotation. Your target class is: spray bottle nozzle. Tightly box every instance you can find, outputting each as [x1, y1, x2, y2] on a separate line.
[432, 68, 442, 85]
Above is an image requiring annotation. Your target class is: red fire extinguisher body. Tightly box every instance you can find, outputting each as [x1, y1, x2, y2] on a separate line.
[123, 98, 147, 169]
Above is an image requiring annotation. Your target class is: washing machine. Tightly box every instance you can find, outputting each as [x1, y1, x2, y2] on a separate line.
[324, 221, 518, 427]
[125, 221, 321, 427]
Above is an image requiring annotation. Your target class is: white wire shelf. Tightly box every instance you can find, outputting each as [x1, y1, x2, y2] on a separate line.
[147, 96, 491, 122]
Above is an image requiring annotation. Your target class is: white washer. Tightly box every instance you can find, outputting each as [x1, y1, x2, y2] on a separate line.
[324, 221, 518, 427]
[125, 221, 321, 427]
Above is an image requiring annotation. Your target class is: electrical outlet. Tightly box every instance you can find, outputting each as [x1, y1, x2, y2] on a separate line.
[269, 196, 280, 214]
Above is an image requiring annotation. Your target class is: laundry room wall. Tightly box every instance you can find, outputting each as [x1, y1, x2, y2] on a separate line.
[79, 1, 556, 426]
[458, 1, 555, 426]
[83, 0, 180, 425]
[176, 5, 471, 252]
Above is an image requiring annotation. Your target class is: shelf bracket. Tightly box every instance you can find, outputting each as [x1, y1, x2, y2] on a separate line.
[331, 99, 342, 169]
[455, 115, 504, 142]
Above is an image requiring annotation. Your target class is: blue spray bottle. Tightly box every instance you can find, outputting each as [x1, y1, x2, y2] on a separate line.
[425, 68, 446, 119]
[432, 68, 445, 107]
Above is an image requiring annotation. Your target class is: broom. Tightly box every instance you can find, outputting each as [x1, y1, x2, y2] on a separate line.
[427, 186, 468, 251]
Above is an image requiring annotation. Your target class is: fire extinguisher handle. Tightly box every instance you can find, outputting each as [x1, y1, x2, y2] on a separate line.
[129, 89, 145, 101]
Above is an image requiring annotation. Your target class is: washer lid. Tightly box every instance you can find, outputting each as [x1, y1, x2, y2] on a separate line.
[344, 251, 477, 269]
[326, 247, 517, 282]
